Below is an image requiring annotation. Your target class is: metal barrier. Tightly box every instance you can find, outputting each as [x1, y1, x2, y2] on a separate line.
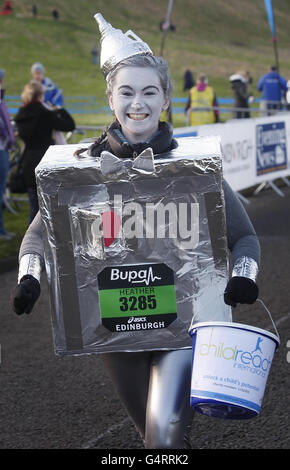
[185, 104, 288, 125]
[4, 109, 290, 216]
[6, 95, 264, 116]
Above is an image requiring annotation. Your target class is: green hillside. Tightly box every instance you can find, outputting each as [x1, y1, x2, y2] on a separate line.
[1, 0, 290, 125]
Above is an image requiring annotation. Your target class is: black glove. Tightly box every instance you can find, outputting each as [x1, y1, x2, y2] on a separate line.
[11, 275, 41, 315]
[224, 276, 259, 308]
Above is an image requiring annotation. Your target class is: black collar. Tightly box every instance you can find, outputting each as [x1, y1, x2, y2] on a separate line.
[105, 120, 177, 158]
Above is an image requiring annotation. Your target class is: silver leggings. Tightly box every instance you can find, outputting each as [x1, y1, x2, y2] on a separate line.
[101, 348, 194, 449]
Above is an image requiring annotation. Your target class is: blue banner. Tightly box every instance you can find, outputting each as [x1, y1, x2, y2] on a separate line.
[256, 122, 287, 176]
[264, 0, 276, 40]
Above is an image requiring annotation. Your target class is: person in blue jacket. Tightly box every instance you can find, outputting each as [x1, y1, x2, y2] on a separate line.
[30, 62, 64, 107]
[257, 66, 287, 116]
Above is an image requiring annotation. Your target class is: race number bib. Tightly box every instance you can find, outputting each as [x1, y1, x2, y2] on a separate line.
[98, 263, 177, 332]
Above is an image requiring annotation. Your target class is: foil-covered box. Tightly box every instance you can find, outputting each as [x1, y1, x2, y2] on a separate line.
[35, 136, 231, 355]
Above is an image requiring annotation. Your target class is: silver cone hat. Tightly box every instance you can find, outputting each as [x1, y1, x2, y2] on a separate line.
[94, 13, 153, 78]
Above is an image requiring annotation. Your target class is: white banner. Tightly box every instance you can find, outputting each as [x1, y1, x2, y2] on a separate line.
[174, 113, 290, 192]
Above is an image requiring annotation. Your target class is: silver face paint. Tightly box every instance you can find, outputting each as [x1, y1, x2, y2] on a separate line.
[108, 66, 168, 144]
[232, 256, 258, 282]
[18, 253, 43, 283]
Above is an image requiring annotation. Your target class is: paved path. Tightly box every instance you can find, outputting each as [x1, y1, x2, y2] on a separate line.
[0, 186, 289, 449]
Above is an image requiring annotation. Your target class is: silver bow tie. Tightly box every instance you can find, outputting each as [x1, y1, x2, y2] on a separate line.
[100, 147, 155, 177]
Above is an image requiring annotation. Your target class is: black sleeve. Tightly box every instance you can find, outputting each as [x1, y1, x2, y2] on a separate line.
[185, 94, 191, 112]
[223, 179, 261, 266]
[237, 83, 248, 100]
[213, 93, 219, 122]
[50, 108, 75, 132]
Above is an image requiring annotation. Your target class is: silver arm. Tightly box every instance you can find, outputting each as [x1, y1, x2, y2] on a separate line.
[232, 256, 258, 282]
[18, 254, 44, 284]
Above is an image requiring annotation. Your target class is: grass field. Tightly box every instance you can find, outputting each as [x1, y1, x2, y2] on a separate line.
[1, 0, 290, 108]
[1, 0, 290, 260]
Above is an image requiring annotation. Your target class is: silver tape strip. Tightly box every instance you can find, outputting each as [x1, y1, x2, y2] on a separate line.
[232, 256, 258, 282]
[18, 254, 43, 284]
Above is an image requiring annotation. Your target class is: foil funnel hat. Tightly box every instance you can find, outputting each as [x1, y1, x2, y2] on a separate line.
[94, 13, 153, 78]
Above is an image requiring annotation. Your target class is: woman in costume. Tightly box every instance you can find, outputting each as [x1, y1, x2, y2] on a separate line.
[11, 14, 260, 449]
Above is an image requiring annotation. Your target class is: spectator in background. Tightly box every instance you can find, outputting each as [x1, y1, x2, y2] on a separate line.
[0, 69, 15, 240]
[286, 80, 290, 111]
[186, 73, 219, 126]
[91, 45, 99, 65]
[229, 70, 252, 119]
[30, 62, 64, 107]
[183, 70, 195, 92]
[14, 81, 75, 224]
[257, 66, 287, 116]
[0, 0, 12, 16]
[183, 70, 195, 114]
[51, 9, 59, 20]
[160, 101, 172, 124]
[32, 4, 38, 18]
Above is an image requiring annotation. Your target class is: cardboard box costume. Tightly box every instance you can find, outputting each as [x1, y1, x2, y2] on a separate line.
[35, 135, 231, 355]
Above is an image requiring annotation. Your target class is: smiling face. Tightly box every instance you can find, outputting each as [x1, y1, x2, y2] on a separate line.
[108, 66, 169, 144]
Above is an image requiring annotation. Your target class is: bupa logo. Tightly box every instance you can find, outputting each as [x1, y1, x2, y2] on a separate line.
[111, 266, 161, 285]
[199, 329, 271, 373]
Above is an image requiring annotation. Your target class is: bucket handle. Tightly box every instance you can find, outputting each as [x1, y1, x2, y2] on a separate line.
[256, 298, 280, 343]
[194, 293, 280, 343]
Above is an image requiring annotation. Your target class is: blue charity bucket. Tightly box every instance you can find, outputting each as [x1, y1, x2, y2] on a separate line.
[189, 299, 280, 419]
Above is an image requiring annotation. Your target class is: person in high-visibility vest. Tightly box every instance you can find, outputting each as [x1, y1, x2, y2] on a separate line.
[187, 73, 219, 126]
[160, 101, 172, 123]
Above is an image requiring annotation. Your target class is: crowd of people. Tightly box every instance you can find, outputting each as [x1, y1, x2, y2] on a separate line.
[1, 58, 290, 241]
[184, 65, 290, 124]
[0, 1, 60, 20]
